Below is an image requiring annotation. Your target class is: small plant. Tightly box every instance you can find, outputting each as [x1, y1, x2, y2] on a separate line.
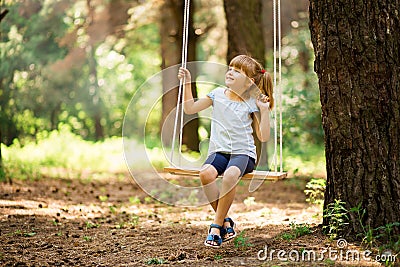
[280, 232, 295, 241]
[85, 221, 100, 229]
[13, 230, 22, 236]
[146, 258, 165, 265]
[361, 227, 376, 249]
[323, 199, 349, 240]
[115, 222, 125, 229]
[304, 178, 326, 205]
[324, 258, 335, 266]
[130, 214, 140, 227]
[144, 196, 153, 204]
[98, 195, 108, 202]
[290, 221, 312, 238]
[234, 230, 252, 249]
[375, 222, 400, 246]
[83, 236, 92, 242]
[350, 203, 400, 259]
[109, 205, 117, 214]
[24, 232, 37, 237]
[13, 229, 36, 237]
[280, 222, 312, 241]
[129, 196, 141, 204]
[214, 254, 223, 260]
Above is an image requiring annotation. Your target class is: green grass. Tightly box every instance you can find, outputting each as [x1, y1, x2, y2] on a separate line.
[2, 129, 127, 180]
[1, 128, 326, 182]
[279, 222, 312, 241]
[234, 230, 253, 249]
[1, 129, 168, 181]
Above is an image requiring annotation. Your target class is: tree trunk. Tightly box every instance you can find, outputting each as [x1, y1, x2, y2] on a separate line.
[309, 0, 400, 237]
[0, 7, 9, 176]
[224, 0, 268, 169]
[160, 0, 199, 152]
[86, 0, 104, 140]
[224, 0, 264, 62]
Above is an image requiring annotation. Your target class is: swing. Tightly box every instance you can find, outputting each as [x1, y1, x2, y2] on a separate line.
[164, 0, 287, 181]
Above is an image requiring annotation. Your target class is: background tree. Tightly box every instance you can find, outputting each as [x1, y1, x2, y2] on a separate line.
[223, 0, 268, 168]
[309, 0, 400, 237]
[0, 6, 9, 179]
[160, 0, 200, 152]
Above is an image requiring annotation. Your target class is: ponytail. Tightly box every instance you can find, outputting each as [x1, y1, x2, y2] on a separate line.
[257, 71, 274, 110]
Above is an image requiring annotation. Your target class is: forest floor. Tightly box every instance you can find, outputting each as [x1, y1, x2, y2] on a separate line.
[0, 171, 393, 267]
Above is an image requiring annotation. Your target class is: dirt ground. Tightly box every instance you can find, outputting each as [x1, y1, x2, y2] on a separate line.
[0, 172, 394, 266]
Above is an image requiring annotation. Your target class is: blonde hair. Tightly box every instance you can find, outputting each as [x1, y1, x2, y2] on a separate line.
[229, 55, 274, 110]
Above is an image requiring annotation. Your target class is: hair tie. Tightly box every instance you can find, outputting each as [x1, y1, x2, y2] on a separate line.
[260, 69, 266, 74]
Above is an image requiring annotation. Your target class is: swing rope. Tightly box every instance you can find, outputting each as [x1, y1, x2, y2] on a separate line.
[167, 0, 286, 179]
[273, 0, 283, 172]
[170, 0, 190, 165]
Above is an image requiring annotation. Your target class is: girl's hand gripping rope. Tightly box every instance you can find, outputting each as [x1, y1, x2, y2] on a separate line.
[178, 67, 191, 83]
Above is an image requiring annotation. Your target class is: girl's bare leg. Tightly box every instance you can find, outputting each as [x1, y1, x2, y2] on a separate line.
[212, 166, 240, 236]
[200, 165, 240, 244]
[199, 164, 219, 211]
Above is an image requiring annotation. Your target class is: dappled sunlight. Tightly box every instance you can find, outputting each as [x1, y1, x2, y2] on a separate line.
[0, 173, 390, 266]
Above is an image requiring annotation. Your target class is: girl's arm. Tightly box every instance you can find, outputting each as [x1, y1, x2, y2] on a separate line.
[178, 67, 212, 115]
[253, 96, 271, 142]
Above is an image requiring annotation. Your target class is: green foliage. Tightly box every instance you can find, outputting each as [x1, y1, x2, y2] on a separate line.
[1, 0, 162, 144]
[234, 230, 252, 249]
[13, 229, 36, 237]
[279, 20, 324, 153]
[2, 128, 126, 180]
[323, 199, 349, 240]
[98, 195, 108, 202]
[304, 178, 326, 205]
[0, 163, 6, 182]
[85, 222, 100, 229]
[214, 254, 223, 260]
[146, 258, 165, 265]
[350, 203, 400, 255]
[129, 196, 141, 204]
[83, 236, 92, 242]
[280, 222, 312, 241]
[1, 0, 69, 144]
[290, 222, 312, 237]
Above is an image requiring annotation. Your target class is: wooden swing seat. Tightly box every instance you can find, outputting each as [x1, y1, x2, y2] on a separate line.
[164, 166, 287, 181]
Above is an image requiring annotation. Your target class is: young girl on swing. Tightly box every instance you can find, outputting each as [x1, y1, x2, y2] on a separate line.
[178, 54, 274, 248]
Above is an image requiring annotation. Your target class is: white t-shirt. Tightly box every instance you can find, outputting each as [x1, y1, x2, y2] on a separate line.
[207, 87, 259, 161]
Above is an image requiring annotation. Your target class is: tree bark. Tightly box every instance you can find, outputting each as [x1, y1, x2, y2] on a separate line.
[160, 0, 199, 152]
[224, 0, 269, 169]
[224, 0, 264, 62]
[309, 0, 400, 237]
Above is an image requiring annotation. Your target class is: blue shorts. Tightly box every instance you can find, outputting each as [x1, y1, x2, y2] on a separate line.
[204, 152, 255, 177]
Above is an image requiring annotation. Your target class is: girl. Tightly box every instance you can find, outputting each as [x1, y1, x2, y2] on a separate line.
[178, 55, 274, 248]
